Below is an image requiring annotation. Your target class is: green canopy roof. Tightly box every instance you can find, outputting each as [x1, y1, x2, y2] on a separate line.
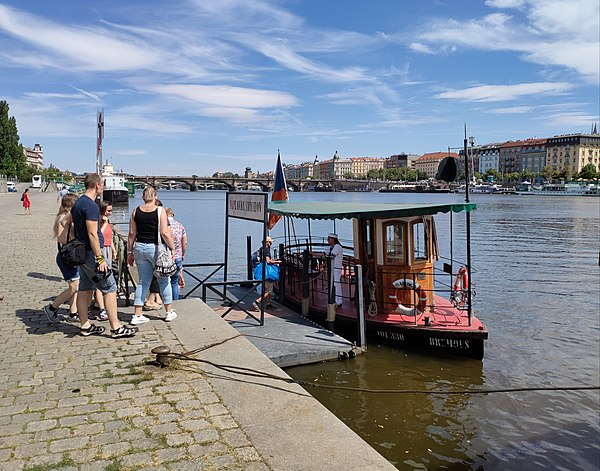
[267, 201, 476, 220]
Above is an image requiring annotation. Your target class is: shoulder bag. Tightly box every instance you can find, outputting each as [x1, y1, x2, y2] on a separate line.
[59, 224, 86, 266]
[153, 207, 177, 278]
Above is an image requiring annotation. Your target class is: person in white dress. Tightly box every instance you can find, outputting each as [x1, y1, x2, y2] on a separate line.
[327, 233, 343, 307]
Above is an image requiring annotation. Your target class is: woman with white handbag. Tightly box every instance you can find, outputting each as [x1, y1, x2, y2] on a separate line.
[127, 186, 177, 325]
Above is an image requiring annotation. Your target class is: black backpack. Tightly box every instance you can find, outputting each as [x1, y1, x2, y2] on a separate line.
[59, 225, 86, 266]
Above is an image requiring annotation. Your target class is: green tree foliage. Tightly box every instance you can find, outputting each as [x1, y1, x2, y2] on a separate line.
[540, 165, 555, 181]
[366, 167, 425, 181]
[520, 170, 536, 182]
[576, 163, 599, 180]
[0, 100, 26, 178]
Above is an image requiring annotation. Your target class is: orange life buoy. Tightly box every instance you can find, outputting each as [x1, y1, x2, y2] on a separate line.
[451, 267, 469, 307]
[389, 278, 427, 316]
[454, 266, 468, 292]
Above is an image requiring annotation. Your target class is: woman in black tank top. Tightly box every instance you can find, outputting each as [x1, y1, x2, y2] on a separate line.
[127, 186, 176, 324]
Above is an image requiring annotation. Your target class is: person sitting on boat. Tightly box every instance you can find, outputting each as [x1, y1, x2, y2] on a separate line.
[252, 236, 280, 311]
[327, 233, 343, 308]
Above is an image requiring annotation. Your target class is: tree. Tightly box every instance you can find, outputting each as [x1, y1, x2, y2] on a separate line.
[540, 165, 555, 182]
[0, 100, 26, 179]
[485, 169, 500, 181]
[577, 163, 599, 180]
[520, 170, 535, 182]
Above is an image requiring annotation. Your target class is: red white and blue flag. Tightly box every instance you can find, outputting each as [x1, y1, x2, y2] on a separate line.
[268, 150, 288, 229]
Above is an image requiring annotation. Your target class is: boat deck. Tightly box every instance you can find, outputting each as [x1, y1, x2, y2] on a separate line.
[204, 285, 360, 368]
[284, 270, 487, 334]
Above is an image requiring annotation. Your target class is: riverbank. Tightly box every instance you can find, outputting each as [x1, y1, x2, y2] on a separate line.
[0, 189, 394, 470]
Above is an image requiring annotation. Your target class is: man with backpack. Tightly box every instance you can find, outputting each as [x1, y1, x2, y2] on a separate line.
[71, 173, 137, 338]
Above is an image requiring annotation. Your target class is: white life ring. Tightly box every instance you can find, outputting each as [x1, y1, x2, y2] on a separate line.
[389, 278, 427, 316]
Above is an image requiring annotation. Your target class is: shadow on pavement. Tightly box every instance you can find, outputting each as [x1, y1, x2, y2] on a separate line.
[15, 308, 81, 338]
[27, 271, 63, 283]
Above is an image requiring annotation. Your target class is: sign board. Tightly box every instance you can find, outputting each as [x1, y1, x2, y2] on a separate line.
[227, 191, 267, 222]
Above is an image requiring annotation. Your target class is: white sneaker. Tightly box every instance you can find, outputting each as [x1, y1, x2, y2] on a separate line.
[131, 314, 150, 325]
[165, 310, 177, 322]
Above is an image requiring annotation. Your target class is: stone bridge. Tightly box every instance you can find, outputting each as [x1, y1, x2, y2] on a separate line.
[77, 174, 389, 192]
[123, 175, 380, 192]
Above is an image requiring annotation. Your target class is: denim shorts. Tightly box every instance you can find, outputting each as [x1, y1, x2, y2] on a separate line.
[55, 253, 80, 282]
[78, 250, 117, 294]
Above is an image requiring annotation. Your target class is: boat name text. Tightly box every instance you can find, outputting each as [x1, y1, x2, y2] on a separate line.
[376, 331, 405, 341]
[429, 337, 470, 349]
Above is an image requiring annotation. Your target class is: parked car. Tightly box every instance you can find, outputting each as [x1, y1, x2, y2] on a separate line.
[6, 182, 16, 192]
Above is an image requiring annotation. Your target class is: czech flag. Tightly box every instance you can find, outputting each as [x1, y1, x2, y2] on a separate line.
[268, 151, 288, 229]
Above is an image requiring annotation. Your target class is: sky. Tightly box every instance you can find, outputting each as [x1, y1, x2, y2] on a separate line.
[0, 0, 598, 176]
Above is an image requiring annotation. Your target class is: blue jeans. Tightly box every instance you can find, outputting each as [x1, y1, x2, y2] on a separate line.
[170, 258, 183, 301]
[133, 243, 172, 306]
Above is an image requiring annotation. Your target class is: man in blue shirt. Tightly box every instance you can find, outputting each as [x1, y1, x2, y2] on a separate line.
[70, 173, 137, 338]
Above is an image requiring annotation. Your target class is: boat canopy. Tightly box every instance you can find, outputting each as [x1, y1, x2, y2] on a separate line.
[267, 201, 476, 221]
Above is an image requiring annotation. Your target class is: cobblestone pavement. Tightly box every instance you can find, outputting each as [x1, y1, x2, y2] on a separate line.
[0, 190, 270, 470]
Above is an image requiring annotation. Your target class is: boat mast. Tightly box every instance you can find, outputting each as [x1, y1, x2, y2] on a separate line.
[463, 125, 473, 326]
[96, 109, 104, 175]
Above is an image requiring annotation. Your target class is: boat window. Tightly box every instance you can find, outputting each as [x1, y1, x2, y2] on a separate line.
[365, 219, 373, 257]
[384, 222, 405, 264]
[412, 220, 428, 262]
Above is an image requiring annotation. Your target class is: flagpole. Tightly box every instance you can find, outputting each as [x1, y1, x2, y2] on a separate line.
[96, 109, 104, 175]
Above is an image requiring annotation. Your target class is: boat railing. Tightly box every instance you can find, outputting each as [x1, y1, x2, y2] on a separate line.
[280, 239, 475, 315]
[281, 242, 358, 307]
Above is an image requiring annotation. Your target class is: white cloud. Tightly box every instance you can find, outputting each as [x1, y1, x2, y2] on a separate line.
[413, 0, 600, 83]
[144, 84, 298, 109]
[542, 111, 599, 127]
[488, 105, 535, 113]
[0, 5, 162, 72]
[485, 0, 526, 7]
[436, 82, 573, 102]
[409, 43, 435, 54]
[252, 40, 370, 83]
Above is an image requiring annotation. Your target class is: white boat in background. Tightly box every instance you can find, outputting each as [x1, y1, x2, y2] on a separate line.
[101, 161, 129, 204]
[515, 181, 599, 196]
[456, 182, 501, 194]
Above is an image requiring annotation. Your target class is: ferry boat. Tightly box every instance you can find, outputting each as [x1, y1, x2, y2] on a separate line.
[270, 200, 488, 360]
[515, 181, 599, 196]
[379, 183, 454, 193]
[456, 182, 501, 194]
[101, 161, 129, 204]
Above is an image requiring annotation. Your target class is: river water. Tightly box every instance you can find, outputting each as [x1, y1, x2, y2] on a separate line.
[114, 190, 600, 470]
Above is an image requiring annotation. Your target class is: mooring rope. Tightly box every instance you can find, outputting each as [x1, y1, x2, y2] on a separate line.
[159, 346, 600, 397]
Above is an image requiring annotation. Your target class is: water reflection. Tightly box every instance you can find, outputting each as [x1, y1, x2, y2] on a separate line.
[288, 348, 485, 469]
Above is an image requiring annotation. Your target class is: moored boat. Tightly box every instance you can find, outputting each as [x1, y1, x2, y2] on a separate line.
[515, 181, 599, 196]
[270, 200, 488, 360]
[101, 161, 129, 204]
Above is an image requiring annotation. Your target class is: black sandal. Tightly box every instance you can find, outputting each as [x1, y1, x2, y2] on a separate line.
[80, 324, 105, 337]
[111, 325, 138, 338]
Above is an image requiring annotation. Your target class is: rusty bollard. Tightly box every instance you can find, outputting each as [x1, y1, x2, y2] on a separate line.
[151, 345, 172, 367]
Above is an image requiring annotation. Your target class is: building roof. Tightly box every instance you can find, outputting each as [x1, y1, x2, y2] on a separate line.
[417, 152, 459, 162]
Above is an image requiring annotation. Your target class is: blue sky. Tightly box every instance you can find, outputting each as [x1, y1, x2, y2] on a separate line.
[1, 0, 598, 175]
